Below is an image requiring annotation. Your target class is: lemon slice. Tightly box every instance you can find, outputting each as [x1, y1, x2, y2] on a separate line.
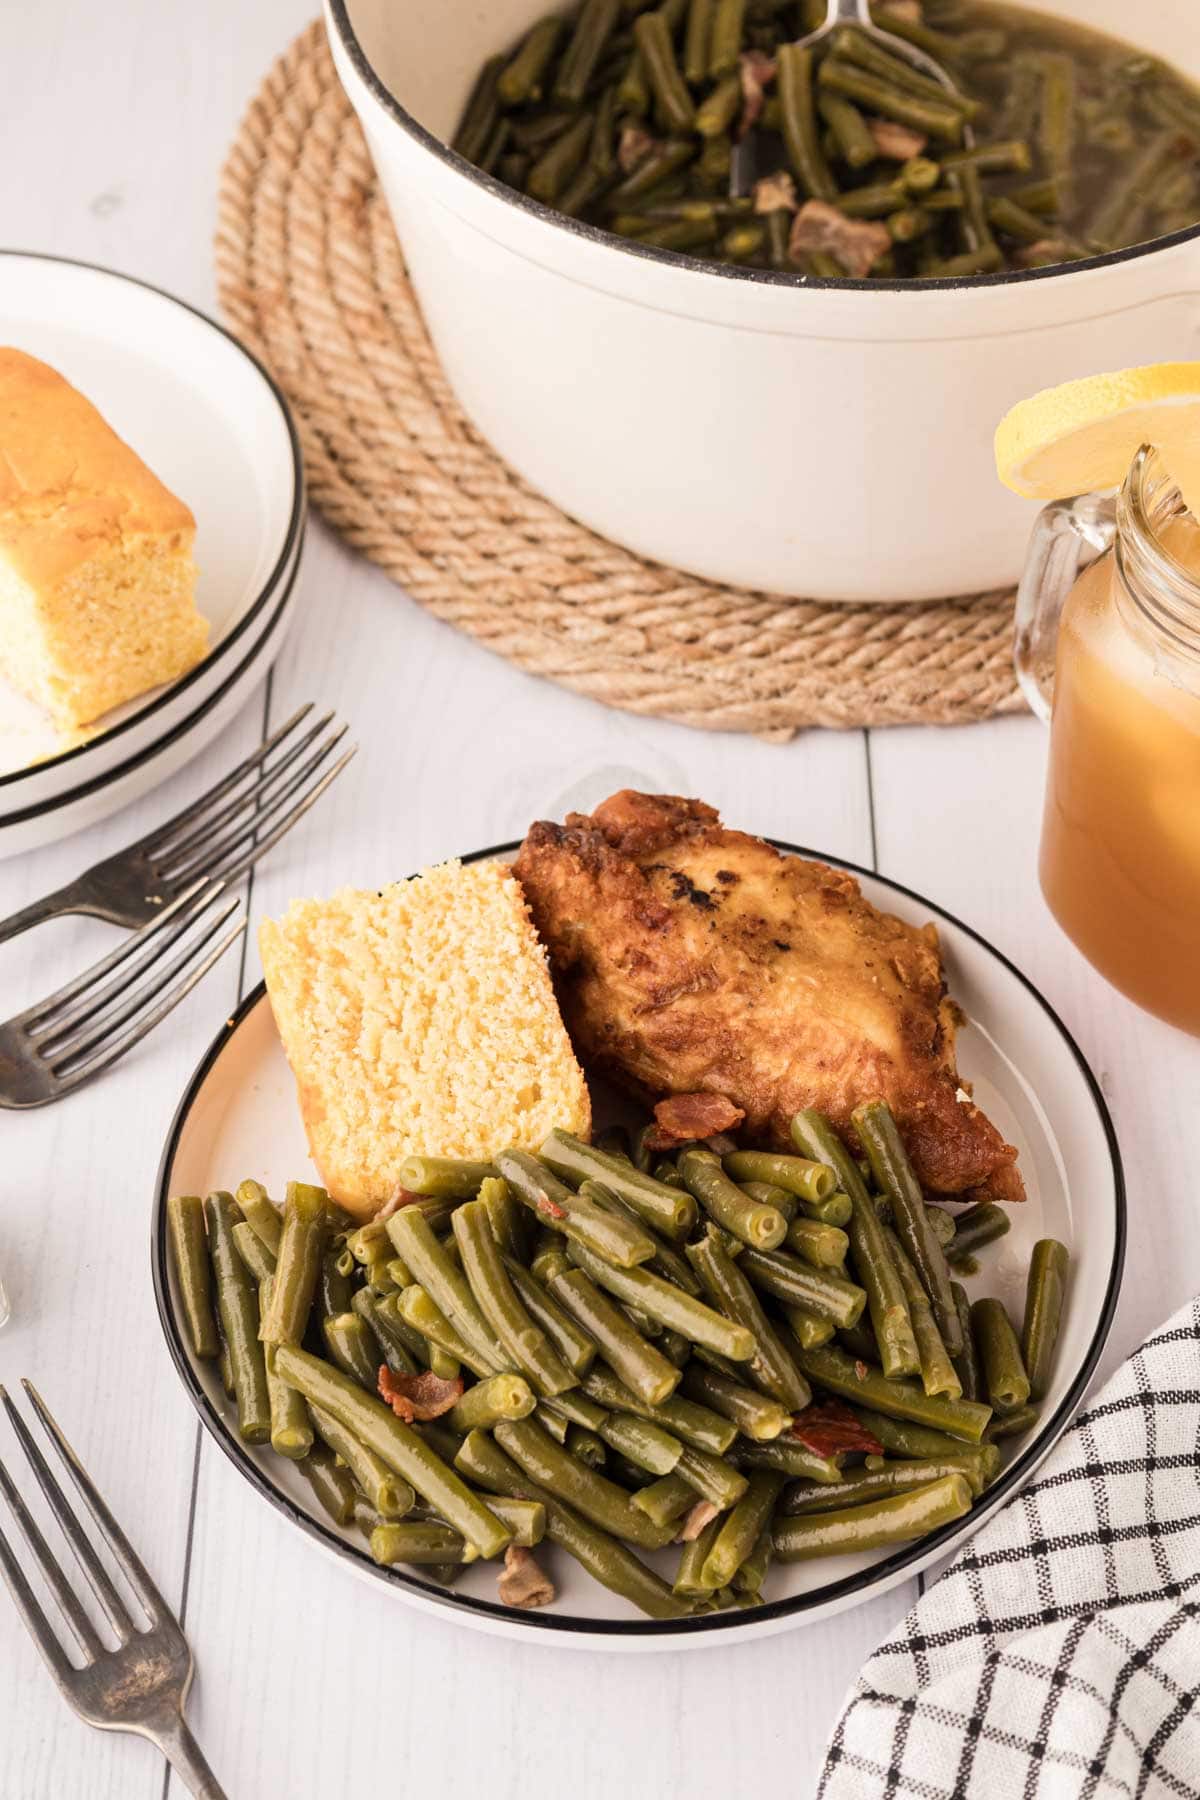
[994, 362, 1200, 518]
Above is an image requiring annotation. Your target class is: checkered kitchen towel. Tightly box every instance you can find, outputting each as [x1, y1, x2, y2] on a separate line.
[819, 1297, 1200, 1799]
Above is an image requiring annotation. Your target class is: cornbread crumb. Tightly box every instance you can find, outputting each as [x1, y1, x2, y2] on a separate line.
[0, 348, 206, 730]
[259, 861, 591, 1219]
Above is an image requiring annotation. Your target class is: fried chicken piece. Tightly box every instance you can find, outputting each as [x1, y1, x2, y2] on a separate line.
[513, 792, 1023, 1201]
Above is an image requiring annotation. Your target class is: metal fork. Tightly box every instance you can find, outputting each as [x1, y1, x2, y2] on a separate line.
[0, 1381, 227, 1798]
[0, 878, 245, 1107]
[0, 703, 355, 945]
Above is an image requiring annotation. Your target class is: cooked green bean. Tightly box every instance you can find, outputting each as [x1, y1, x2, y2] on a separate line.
[479, 1176, 529, 1264]
[262, 1289, 313, 1460]
[556, 0, 621, 105]
[1022, 1239, 1069, 1402]
[205, 1192, 270, 1444]
[773, 1474, 972, 1560]
[684, 0, 714, 84]
[499, 1150, 656, 1267]
[494, 1416, 673, 1549]
[567, 1237, 755, 1359]
[688, 1233, 811, 1410]
[846, 1405, 966, 1461]
[580, 1365, 733, 1452]
[818, 89, 878, 168]
[740, 1180, 798, 1223]
[453, 53, 505, 163]
[707, 0, 745, 78]
[322, 1311, 384, 1391]
[853, 1101, 961, 1354]
[731, 1436, 842, 1484]
[486, 1496, 547, 1547]
[454, 1200, 577, 1396]
[167, 1194, 219, 1359]
[631, 1470, 696, 1526]
[984, 1401, 1040, 1442]
[319, 1247, 356, 1323]
[701, 1471, 781, 1588]
[397, 1156, 497, 1200]
[784, 1305, 837, 1351]
[785, 1216, 850, 1269]
[843, 1184, 919, 1381]
[1036, 51, 1075, 175]
[599, 1412, 683, 1476]
[949, 1281, 981, 1403]
[881, 1227, 961, 1400]
[818, 58, 965, 142]
[309, 1401, 414, 1517]
[732, 1523, 772, 1595]
[388, 1207, 498, 1367]
[370, 1521, 480, 1566]
[836, 26, 979, 117]
[385, 1285, 483, 1377]
[971, 1297, 1030, 1415]
[275, 1346, 511, 1558]
[528, 112, 595, 203]
[578, 1180, 702, 1293]
[567, 1424, 609, 1468]
[778, 43, 837, 201]
[502, 1255, 596, 1374]
[946, 1202, 1011, 1265]
[795, 1342, 992, 1442]
[549, 1267, 680, 1405]
[783, 1451, 997, 1513]
[541, 1131, 698, 1239]
[739, 1246, 867, 1330]
[679, 1149, 787, 1250]
[789, 1112, 869, 1205]
[218, 1338, 235, 1400]
[676, 1443, 749, 1509]
[447, 1372, 537, 1433]
[232, 1220, 277, 1284]
[680, 1363, 789, 1441]
[296, 1444, 357, 1527]
[499, 16, 566, 106]
[723, 1150, 836, 1204]
[634, 10, 695, 133]
[234, 1179, 282, 1255]
[674, 1511, 724, 1598]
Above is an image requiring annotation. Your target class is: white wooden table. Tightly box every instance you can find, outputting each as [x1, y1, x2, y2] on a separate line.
[2, 4, 1198, 1795]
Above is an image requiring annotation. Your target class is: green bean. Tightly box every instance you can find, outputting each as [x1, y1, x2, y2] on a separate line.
[528, 112, 595, 203]
[941, 139, 1033, 177]
[739, 1247, 867, 1330]
[1036, 51, 1075, 176]
[499, 1150, 656, 1268]
[732, 1523, 772, 1596]
[549, 1267, 679, 1405]
[1088, 129, 1180, 249]
[486, 1497, 547, 1547]
[633, 11, 694, 133]
[494, 1416, 672, 1549]
[695, 132, 732, 191]
[925, 1206, 956, 1248]
[695, 73, 741, 139]
[676, 1444, 749, 1509]
[546, 1387, 610, 1432]
[800, 1189, 854, 1228]
[701, 1472, 782, 1589]
[843, 1184, 919, 1380]
[731, 1436, 842, 1483]
[789, 1112, 869, 1204]
[925, 245, 1004, 277]
[783, 1216, 850, 1270]
[567, 1425, 609, 1468]
[536, 1404, 569, 1444]
[984, 1401, 1040, 1442]
[818, 59, 964, 143]
[920, 187, 966, 212]
[502, 1256, 596, 1375]
[1022, 1239, 1069, 1402]
[454, 1200, 577, 1396]
[370, 1521, 479, 1567]
[309, 1401, 414, 1517]
[508, 109, 577, 153]
[453, 53, 504, 163]
[688, 1234, 811, 1410]
[651, 1158, 687, 1190]
[394, 1285, 496, 1380]
[262, 1291, 313, 1460]
[737, 1182, 796, 1225]
[899, 155, 941, 194]
[853, 1101, 961, 1355]
[359, 1289, 430, 1373]
[540, 1131, 697, 1239]
[950, 1282, 981, 1403]
[617, 47, 651, 114]
[276, 1347, 511, 1558]
[205, 1192, 270, 1444]
[167, 1194, 219, 1359]
[946, 1202, 1011, 1266]
[322, 1312, 383, 1392]
[631, 1470, 695, 1526]
[258, 1181, 326, 1349]
[785, 1306, 837, 1350]
[232, 1220, 276, 1283]
[817, 90, 878, 169]
[783, 1452, 997, 1513]
[795, 1343, 992, 1443]
[684, 0, 713, 84]
[679, 1149, 787, 1251]
[567, 1238, 755, 1360]
[833, 182, 906, 219]
[428, 1344, 462, 1382]
[971, 1298, 1030, 1415]
[723, 1151, 836, 1205]
[707, 0, 744, 79]
[836, 26, 978, 117]
[674, 1512, 724, 1598]
[778, 44, 837, 201]
[456, 1430, 690, 1618]
[774, 1474, 972, 1561]
[447, 1372, 537, 1433]
[579, 1181, 701, 1294]
[318, 1247, 355, 1323]
[680, 1364, 789, 1441]
[499, 16, 566, 106]
[581, 1366, 735, 1453]
[600, 1412, 682, 1476]
[881, 1228, 960, 1401]
[296, 1444, 357, 1527]
[397, 1156, 497, 1200]
[846, 1405, 965, 1461]
[556, 0, 621, 106]
[388, 1207, 498, 1366]
[875, 5, 958, 63]
[218, 1338, 235, 1400]
[235, 1179, 282, 1255]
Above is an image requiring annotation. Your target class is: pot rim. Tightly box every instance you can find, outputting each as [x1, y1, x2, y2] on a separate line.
[327, 0, 1200, 300]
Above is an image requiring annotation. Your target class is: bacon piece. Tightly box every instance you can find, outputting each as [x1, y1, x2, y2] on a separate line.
[675, 1499, 720, 1542]
[618, 123, 656, 175]
[497, 1545, 556, 1609]
[753, 172, 798, 216]
[536, 1194, 567, 1221]
[644, 1092, 746, 1152]
[788, 201, 891, 278]
[377, 1366, 464, 1423]
[737, 50, 776, 141]
[868, 117, 928, 160]
[790, 1398, 884, 1458]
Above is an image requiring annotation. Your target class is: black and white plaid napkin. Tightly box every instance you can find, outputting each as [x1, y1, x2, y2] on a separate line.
[818, 1297, 1200, 1799]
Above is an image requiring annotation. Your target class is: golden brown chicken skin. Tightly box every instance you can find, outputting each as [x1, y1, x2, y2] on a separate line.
[514, 791, 1022, 1202]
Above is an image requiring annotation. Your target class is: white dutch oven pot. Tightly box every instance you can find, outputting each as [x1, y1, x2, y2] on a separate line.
[325, 0, 1200, 603]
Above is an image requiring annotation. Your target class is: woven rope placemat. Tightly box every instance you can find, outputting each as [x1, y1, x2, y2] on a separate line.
[215, 20, 1024, 738]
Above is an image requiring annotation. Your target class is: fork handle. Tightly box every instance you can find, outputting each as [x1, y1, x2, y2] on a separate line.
[0, 880, 101, 946]
[153, 1713, 229, 1800]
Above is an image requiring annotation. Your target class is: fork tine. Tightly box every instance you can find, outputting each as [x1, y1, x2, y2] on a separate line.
[22, 1383, 174, 1629]
[1, 1388, 136, 1642]
[50, 917, 247, 1097]
[31, 883, 232, 1052]
[0, 1430, 104, 1660]
[194, 746, 357, 891]
[135, 703, 317, 859]
[160, 726, 352, 888]
[151, 708, 338, 877]
[0, 1516, 76, 1692]
[18, 878, 219, 1033]
[43, 898, 241, 1068]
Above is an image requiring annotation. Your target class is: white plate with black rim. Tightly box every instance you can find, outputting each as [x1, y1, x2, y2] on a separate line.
[153, 842, 1125, 1650]
[0, 252, 304, 856]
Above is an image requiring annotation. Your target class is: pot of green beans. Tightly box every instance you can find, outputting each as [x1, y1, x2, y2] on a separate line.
[325, 0, 1200, 603]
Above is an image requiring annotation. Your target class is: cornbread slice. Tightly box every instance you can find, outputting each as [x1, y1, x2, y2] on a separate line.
[0, 348, 206, 730]
[259, 860, 592, 1219]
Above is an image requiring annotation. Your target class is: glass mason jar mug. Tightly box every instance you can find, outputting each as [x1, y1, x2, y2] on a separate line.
[1015, 446, 1200, 1035]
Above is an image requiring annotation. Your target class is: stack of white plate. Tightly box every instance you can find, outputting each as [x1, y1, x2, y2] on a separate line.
[0, 253, 306, 860]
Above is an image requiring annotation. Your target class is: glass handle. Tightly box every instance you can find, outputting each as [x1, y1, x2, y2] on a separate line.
[1014, 492, 1117, 723]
